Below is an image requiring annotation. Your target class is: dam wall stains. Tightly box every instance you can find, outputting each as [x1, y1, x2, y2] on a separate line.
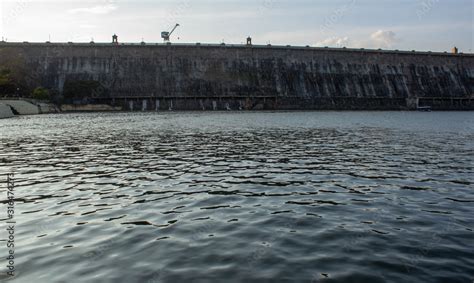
[1, 42, 473, 110]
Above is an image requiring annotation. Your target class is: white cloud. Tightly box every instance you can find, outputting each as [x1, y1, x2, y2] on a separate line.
[315, 36, 351, 47]
[68, 4, 117, 15]
[370, 30, 397, 48]
[0, 1, 4, 36]
[79, 24, 97, 29]
[314, 30, 399, 49]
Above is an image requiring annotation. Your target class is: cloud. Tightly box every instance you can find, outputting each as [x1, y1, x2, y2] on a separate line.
[79, 24, 97, 29]
[315, 36, 351, 47]
[370, 30, 397, 48]
[68, 4, 117, 15]
[314, 30, 399, 49]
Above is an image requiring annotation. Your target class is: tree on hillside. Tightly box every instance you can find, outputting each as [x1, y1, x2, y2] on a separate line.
[0, 68, 17, 95]
[0, 48, 39, 96]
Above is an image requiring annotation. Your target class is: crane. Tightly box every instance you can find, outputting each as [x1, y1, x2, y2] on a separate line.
[161, 24, 180, 42]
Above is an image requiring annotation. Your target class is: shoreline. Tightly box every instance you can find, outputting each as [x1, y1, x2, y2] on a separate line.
[1, 98, 472, 117]
[2, 100, 474, 117]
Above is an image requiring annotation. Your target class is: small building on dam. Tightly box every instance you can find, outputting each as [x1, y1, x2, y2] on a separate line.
[0, 41, 473, 110]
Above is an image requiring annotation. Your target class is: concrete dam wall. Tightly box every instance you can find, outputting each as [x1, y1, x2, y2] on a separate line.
[1, 42, 473, 110]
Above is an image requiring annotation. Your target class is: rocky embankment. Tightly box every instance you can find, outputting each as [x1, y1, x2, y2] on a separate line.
[0, 99, 59, 118]
[0, 103, 14, 118]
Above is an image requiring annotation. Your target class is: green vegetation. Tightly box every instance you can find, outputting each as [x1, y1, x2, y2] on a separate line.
[0, 48, 32, 96]
[0, 69, 10, 85]
[0, 68, 16, 94]
[31, 87, 51, 101]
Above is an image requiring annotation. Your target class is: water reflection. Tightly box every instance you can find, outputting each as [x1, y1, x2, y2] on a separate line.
[0, 112, 473, 282]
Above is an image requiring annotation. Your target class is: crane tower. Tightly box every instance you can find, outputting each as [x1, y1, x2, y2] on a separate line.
[161, 24, 180, 42]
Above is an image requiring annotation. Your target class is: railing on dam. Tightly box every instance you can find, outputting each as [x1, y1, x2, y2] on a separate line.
[1, 41, 472, 57]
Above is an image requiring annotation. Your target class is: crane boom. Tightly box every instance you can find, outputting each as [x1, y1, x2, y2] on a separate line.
[169, 24, 180, 36]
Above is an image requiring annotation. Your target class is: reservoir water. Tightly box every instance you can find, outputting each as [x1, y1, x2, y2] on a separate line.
[0, 111, 473, 282]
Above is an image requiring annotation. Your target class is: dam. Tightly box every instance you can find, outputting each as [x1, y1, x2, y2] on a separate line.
[0, 41, 473, 110]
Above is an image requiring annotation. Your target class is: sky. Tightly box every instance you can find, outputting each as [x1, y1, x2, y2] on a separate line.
[0, 0, 473, 52]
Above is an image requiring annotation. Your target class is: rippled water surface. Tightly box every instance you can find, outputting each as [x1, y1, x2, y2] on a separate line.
[0, 111, 473, 283]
